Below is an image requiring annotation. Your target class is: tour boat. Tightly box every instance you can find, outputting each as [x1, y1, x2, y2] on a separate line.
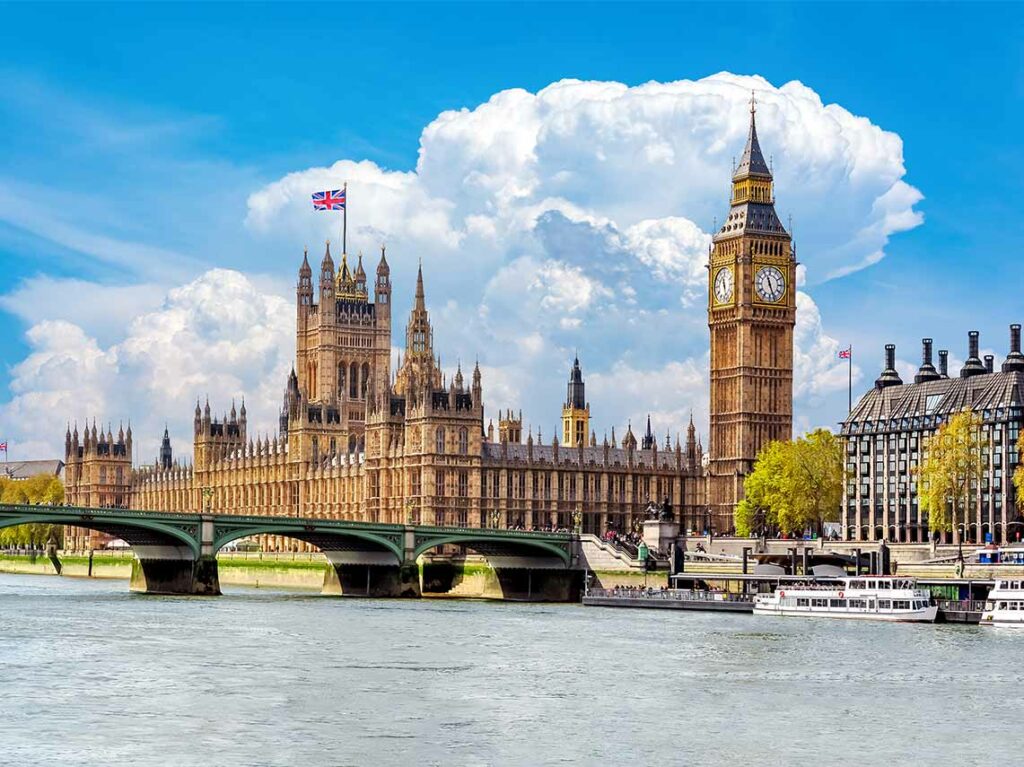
[753, 576, 938, 622]
[980, 580, 1024, 628]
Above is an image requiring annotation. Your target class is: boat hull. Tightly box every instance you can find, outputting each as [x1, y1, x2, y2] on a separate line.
[754, 605, 938, 623]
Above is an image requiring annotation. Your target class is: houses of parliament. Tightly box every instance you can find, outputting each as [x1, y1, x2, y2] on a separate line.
[63, 101, 796, 549]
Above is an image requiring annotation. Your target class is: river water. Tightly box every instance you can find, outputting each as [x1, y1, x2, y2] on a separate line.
[0, 573, 1018, 766]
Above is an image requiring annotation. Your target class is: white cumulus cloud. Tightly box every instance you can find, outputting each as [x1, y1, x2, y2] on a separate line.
[4, 72, 920, 458]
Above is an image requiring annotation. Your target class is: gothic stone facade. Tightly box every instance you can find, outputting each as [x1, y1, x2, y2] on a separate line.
[707, 99, 796, 531]
[64, 250, 708, 550]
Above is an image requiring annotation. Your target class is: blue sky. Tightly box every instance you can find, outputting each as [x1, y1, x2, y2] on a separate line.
[1, 3, 1023, 460]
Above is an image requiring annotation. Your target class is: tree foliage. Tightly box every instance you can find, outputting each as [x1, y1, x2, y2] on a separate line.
[0, 474, 65, 547]
[917, 409, 985, 543]
[1014, 433, 1024, 515]
[734, 429, 843, 537]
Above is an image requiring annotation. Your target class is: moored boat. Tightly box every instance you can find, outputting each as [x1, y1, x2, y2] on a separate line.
[753, 576, 937, 622]
[980, 580, 1024, 627]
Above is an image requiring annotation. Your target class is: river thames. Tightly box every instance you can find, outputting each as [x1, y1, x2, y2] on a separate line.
[0, 574, 1017, 766]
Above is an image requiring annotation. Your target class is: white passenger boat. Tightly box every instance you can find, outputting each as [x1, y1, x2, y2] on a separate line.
[753, 576, 938, 622]
[980, 580, 1024, 627]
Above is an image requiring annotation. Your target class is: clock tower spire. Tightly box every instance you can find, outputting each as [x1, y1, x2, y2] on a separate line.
[707, 94, 797, 531]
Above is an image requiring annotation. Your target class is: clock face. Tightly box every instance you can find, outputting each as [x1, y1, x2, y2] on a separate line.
[755, 265, 786, 303]
[713, 267, 734, 304]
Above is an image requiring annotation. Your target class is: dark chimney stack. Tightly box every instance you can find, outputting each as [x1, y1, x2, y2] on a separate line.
[875, 343, 903, 389]
[914, 337, 941, 384]
[984, 355, 994, 374]
[960, 330, 986, 378]
[938, 349, 949, 378]
[1003, 323, 1024, 373]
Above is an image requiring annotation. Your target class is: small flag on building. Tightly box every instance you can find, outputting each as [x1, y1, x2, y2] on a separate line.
[838, 348, 851, 359]
[311, 189, 346, 211]
[0, 441, 7, 452]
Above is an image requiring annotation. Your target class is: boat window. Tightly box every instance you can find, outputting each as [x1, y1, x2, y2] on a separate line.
[812, 598, 828, 608]
[867, 581, 876, 588]
[879, 600, 891, 609]
[894, 600, 910, 609]
[878, 581, 890, 590]
[850, 580, 866, 589]
[849, 599, 866, 609]
[829, 599, 847, 608]
[985, 601, 995, 611]
[797, 598, 809, 607]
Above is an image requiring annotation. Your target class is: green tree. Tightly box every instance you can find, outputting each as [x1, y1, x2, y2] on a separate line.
[1014, 433, 1024, 519]
[734, 429, 843, 537]
[916, 409, 985, 545]
[0, 474, 65, 548]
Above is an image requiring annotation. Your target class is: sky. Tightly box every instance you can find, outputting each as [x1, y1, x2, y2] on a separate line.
[1, 2, 1022, 462]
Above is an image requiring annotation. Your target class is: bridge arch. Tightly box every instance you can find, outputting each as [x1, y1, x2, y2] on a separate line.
[212, 523, 403, 564]
[0, 512, 200, 557]
[412, 533, 571, 567]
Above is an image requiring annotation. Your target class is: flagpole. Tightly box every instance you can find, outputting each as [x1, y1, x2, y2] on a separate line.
[343, 181, 348, 255]
[848, 345, 853, 414]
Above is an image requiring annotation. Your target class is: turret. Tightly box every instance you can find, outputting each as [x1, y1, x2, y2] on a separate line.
[686, 414, 698, 469]
[159, 426, 172, 470]
[642, 414, 655, 450]
[375, 246, 391, 320]
[64, 424, 72, 457]
[319, 242, 335, 308]
[472, 360, 482, 405]
[874, 344, 903, 389]
[354, 252, 367, 297]
[960, 331, 986, 378]
[297, 248, 313, 313]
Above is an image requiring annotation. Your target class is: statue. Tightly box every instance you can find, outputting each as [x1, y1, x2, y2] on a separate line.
[659, 496, 675, 522]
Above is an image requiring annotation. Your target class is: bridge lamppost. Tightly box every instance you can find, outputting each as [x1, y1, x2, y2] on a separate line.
[489, 509, 502, 530]
[571, 507, 583, 536]
[202, 487, 213, 515]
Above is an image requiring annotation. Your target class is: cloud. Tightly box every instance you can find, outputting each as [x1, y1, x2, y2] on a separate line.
[5, 72, 916, 458]
[1, 270, 293, 461]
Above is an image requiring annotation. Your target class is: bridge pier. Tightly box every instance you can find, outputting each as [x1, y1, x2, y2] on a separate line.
[492, 567, 582, 602]
[319, 550, 419, 597]
[129, 549, 221, 596]
[321, 562, 421, 598]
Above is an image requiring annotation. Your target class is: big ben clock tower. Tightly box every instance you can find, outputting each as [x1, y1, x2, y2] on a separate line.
[707, 96, 796, 530]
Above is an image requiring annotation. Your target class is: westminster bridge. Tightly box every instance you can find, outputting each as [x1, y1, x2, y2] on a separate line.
[0, 504, 581, 599]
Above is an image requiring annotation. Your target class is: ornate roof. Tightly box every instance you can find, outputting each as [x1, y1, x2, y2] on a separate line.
[842, 370, 1024, 434]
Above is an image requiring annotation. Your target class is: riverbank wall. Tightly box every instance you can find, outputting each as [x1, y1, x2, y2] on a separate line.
[0, 553, 645, 597]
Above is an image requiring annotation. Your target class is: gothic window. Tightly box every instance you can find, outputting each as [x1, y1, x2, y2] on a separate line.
[99, 467, 107, 484]
[436, 427, 446, 454]
[435, 470, 445, 497]
[349, 362, 358, 398]
[458, 471, 468, 498]
[458, 427, 469, 455]
[338, 363, 346, 396]
[361, 363, 370, 397]
[412, 471, 421, 496]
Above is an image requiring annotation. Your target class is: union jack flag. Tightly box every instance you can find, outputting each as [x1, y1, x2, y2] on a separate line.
[0, 441, 7, 452]
[838, 348, 851, 360]
[312, 189, 346, 211]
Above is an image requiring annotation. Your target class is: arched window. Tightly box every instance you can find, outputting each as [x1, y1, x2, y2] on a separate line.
[436, 427, 446, 454]
[349, 362, 358, 398]
[458, 427, 469, 455]
[361, 362, 371, 397]
[338, 362, 346, 397]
